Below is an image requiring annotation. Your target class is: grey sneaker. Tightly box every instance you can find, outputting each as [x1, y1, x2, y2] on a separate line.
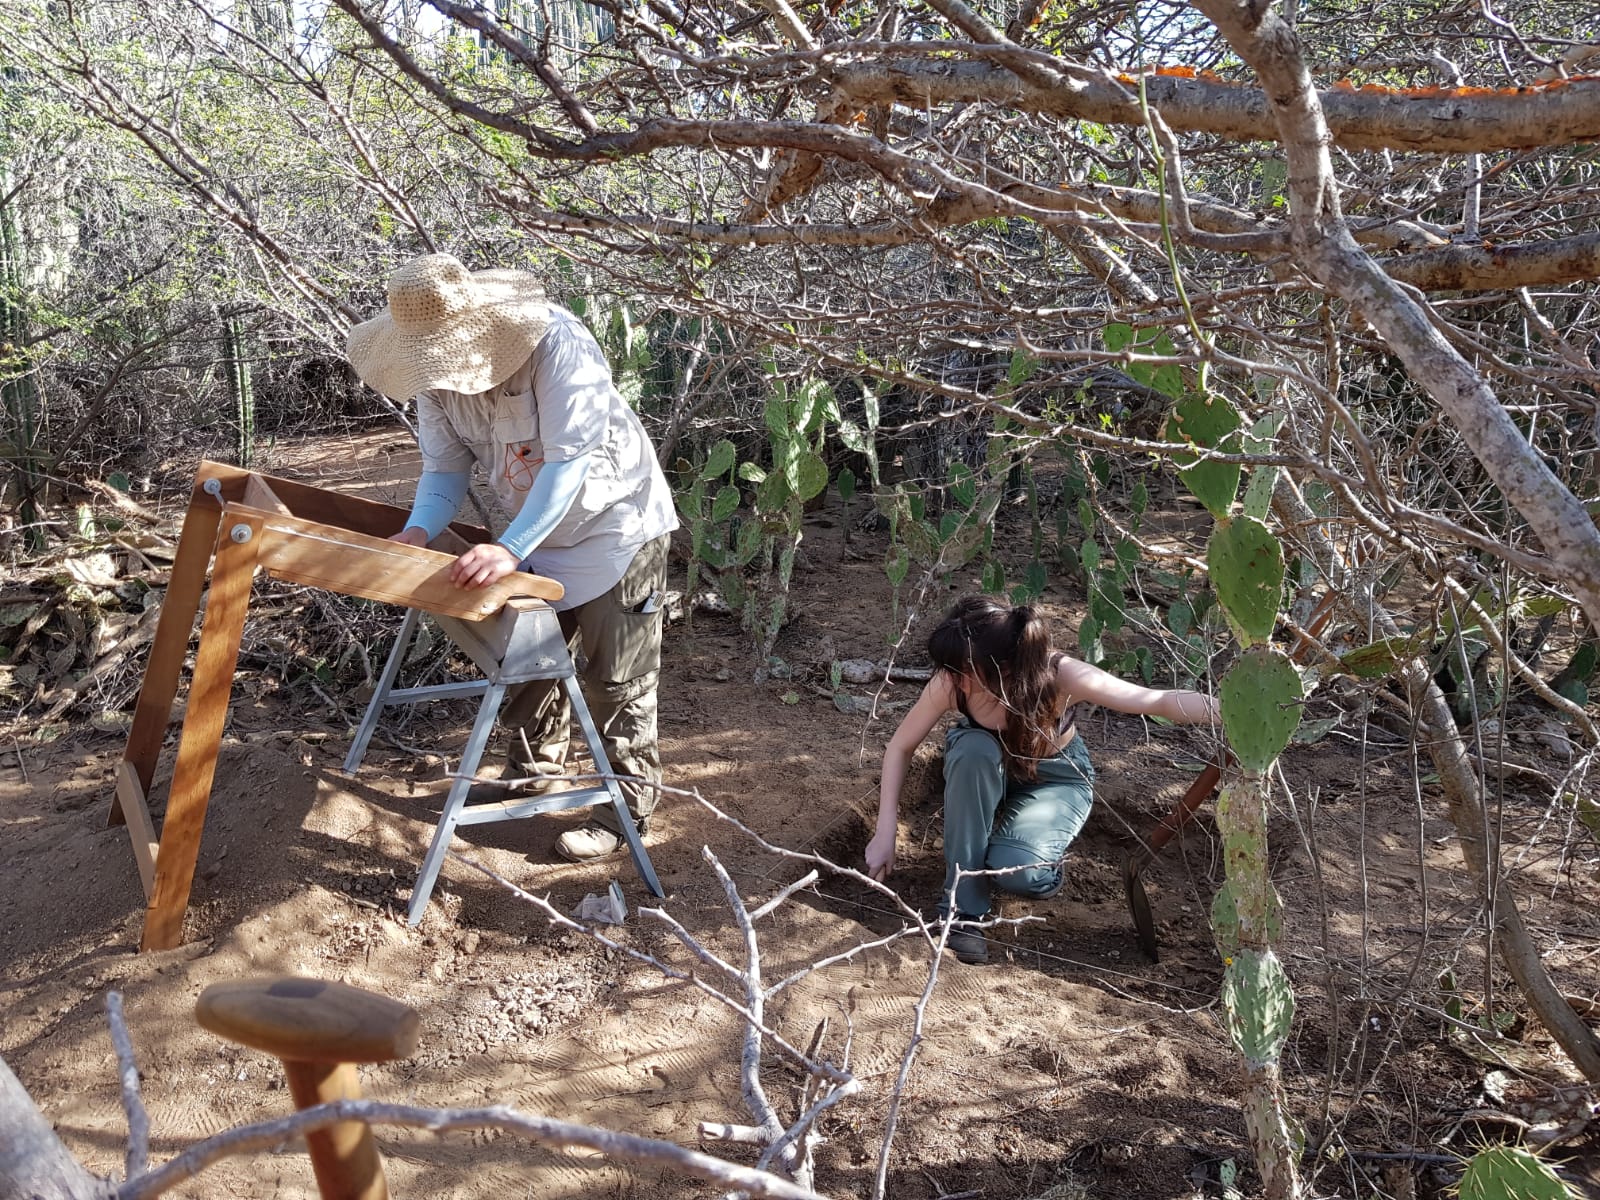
[946, 923, 989, 965]
[555, 824, 624, 863]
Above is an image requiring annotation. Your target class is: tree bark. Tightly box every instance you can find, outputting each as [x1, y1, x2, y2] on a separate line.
[0, 1057, 116, 1200]
[824, 60, 1600, 152]
[1195, 0, 1600, 635]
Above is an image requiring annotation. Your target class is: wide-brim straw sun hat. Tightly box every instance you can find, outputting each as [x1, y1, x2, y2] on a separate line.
[347, 254, 552, 399]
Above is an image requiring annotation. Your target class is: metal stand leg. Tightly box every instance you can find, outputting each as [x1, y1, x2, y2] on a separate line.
[343, 608, 423, 773]
[407, 680, 507, 926]
[564, 675, 664, 898]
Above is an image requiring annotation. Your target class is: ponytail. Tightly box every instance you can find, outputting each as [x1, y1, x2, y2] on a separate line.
[927, 597, 1062, 780]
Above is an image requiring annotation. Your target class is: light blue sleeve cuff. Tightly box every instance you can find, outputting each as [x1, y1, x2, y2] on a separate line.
[498, 453, 592, 560]
[406, 468, 470, 539]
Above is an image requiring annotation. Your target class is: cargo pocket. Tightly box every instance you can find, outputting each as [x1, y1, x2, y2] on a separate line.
[594, 536, 669, 692]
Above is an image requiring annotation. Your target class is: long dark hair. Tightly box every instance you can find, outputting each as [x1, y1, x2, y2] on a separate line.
[928, 596, 1060, 780]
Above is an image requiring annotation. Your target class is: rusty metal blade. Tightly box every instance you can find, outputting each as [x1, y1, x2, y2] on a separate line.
[1124, 855, 1160, 962]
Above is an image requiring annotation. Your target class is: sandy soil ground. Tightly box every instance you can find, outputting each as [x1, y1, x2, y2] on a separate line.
[3, 429, 1597, 1199]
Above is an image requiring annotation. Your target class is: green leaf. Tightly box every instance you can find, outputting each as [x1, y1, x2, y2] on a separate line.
[1568, 641, 1597, 680]
[711, 485, 740, 522]
[1077, 499, 1094, 534]
[982, 559, 1006, 594]
[737, 461, 767, 483]
[756, 471, 791, 513]
[733, 521, 763, 566]
[791, 381, 818, 436]
[1130, 481, 1148, 516]
[1554, 679, 1590, 708]
[108, 471, 131, 493]
[939, 511, 961, 542]
[793, 452, 829, 502]
[1008, 348, 1040, 388]
[1241, 466, 1279, 522]
[1024, 560, 1047, 597]
[1152, 362, 1184, 400]
[837, 419, 867, 453]
[1089, 581, 1123, 630]
[884, 543, 909, 587]
[1339, 636, 1424, 679]
[1080, 538, 1101, 572]
[764, 396, 793, 439]
[1103, 323, 1134, 353]
[1208, 516, 1284, 644]
[948, 462, 976, 510]
[1167, 598, 1193, 639]
[701, 439, 736, 480]
[1078, 615, 1101, 657]
[836, 466, 857, 503]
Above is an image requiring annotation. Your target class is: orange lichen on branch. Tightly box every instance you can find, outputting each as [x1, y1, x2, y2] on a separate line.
[1116, 65, 1600, 98]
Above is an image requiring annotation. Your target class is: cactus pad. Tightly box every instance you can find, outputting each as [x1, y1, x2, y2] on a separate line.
[1458, 1146, 1570, 1200]
[1167, 391, 1242, 518]
[1221, 646, 1304, 772]
[1208, 517, 1284, 644]
[1222, 948, 1294, 1066]
[1211, 881, 1241, 958]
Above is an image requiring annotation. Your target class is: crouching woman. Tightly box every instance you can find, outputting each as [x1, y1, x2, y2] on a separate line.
[865, 596, 1218, 964]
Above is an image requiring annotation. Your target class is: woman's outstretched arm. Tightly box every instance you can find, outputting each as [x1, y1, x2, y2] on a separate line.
[1057, 655, 1219, 725]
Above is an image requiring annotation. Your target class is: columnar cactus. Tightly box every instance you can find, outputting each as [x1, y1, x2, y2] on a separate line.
[0, 166, 44, 551]
[221, 314, 255, 468]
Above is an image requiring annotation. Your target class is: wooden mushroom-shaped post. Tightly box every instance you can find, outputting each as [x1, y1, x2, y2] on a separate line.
[196, 977, 420, 1200]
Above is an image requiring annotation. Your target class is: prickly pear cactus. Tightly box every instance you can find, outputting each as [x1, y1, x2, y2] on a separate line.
[1176, 406, 1302, 1199]
[1208, 516, 1285, 644]
[1458, 1146, 1571, 1200]
[1222, 948, 1295, 1065]
[1212, 880, 1242, 958]
[1211, 878, 1283, 959]
[1221, 647, 1304, 772]
[1167, 390, 1242, 519]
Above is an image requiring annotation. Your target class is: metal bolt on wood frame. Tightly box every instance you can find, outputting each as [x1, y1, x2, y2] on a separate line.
[112, 460, 660, 952]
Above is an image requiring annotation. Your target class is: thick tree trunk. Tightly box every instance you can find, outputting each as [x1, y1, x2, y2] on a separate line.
[0, 1057, 116, 1200]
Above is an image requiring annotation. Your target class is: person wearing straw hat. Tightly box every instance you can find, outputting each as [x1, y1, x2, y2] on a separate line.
[347, 253, 678, 863]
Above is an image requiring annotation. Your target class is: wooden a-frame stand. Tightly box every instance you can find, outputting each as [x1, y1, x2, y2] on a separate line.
[112, 460, 572, 952]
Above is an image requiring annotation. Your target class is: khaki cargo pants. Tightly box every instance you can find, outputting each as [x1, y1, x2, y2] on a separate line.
[500, 534, 669, 834]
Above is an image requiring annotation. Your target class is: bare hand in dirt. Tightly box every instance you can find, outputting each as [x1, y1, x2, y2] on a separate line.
[865, 830, 895, 881]
[389, 526, 429, 547]
[450, 542, 519, 589]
